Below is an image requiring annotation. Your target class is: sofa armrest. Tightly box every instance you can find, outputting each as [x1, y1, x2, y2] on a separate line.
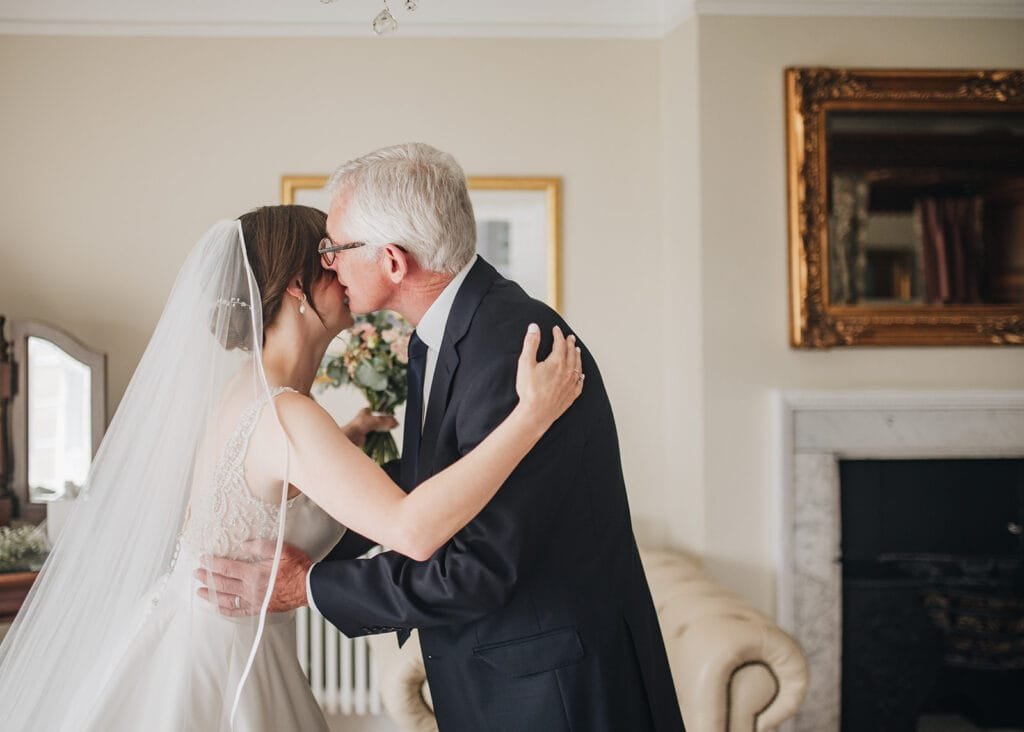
[641, 550, 808, 732]
[668, 611, 807, 731]
[367, 632, 437, 732]
[730, 663, 781, 732]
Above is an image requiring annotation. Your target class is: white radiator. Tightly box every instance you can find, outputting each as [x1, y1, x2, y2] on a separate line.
[296, 606, 382, 716]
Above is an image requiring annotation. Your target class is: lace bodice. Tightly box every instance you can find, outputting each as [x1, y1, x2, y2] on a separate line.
[181, 387, 343, 560]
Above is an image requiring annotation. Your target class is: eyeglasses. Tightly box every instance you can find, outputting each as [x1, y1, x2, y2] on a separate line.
[318, 237, 367, 267]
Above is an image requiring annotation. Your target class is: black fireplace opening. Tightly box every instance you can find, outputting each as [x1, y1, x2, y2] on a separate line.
[839, 458, 1024, 732]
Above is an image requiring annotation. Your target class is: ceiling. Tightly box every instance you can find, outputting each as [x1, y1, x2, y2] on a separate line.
[0, 0, 1020, 38]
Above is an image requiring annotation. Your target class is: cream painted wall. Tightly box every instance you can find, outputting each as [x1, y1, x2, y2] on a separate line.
[3, 19, 1023, 621]
[657, 19, 704, 552]
[696, 16, 1024, 613]
[0, 35, 673, 535]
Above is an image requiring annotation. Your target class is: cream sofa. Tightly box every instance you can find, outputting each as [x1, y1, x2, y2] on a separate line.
[368, 549, 808, 732]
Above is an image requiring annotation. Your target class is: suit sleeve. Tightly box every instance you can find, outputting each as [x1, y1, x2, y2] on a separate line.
[308, 344, 588, 637]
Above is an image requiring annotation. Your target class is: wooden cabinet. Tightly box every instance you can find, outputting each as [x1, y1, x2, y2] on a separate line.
[0, 571, 37, 622]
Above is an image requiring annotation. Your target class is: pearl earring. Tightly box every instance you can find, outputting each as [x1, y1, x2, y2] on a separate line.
[299, 295, 307, 315]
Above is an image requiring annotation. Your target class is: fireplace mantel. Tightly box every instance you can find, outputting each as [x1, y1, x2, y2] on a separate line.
[775, 390, 1024, 732]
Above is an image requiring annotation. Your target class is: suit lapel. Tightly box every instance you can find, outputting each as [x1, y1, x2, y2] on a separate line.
[416, 258, 501, 480]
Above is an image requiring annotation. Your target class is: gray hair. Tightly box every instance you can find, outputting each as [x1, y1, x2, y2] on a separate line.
[327, 143, 477, 274]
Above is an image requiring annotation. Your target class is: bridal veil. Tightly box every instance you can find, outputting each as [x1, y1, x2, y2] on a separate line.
[0, 220, 293, 729]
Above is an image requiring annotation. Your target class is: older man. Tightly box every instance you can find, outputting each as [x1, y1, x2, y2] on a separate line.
[225, 143, 683, 731]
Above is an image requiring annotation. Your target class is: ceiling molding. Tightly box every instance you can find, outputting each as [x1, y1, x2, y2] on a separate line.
[692, 0, 1024, 19]
[662, 0, 698, 28]
[0, 1, 1020, 40]
[0, 20, 669, 39]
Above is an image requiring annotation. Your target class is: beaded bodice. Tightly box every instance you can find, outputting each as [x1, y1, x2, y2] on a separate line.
[181, 386, 300, 558]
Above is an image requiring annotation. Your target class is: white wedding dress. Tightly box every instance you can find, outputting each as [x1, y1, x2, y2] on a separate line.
[66, 386, 346, 732]
[0, 221, 348, 731]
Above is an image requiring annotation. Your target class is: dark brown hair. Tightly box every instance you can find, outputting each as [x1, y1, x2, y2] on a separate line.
[216, 205, 328, 351]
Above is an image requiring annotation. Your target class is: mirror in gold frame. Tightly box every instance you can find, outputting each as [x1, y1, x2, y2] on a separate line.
[786, 67, 1024, 348]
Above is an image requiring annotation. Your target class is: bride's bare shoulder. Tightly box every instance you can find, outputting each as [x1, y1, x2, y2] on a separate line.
[273, 391, 342, 439]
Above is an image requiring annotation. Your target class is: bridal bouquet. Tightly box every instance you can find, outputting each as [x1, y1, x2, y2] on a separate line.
[317, 311, 412, 464]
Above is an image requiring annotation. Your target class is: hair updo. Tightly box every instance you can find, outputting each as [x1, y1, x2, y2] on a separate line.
[212, 296, 255, 352]
[211, 204, 329, 351]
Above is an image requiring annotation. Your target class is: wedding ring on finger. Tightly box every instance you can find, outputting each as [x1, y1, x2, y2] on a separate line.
[233, 596, 241, 610]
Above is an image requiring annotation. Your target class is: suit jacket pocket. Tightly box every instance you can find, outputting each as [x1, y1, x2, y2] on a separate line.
[472, 627, 585, 678]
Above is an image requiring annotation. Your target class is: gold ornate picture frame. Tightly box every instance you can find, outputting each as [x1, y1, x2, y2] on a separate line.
[785, 67, 1024, 348]
[281, 175, 562, 311]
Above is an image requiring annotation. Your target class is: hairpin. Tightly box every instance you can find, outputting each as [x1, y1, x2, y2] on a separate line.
[216, 297, 251, 309]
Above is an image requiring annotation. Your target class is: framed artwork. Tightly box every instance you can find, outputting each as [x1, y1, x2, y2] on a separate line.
[281, 175, 562, 310]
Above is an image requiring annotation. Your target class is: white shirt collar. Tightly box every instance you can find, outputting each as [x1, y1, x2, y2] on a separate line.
[415, 255, 478, 350]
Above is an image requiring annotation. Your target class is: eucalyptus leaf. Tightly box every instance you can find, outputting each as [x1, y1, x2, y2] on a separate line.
[355, 361, 388, 391]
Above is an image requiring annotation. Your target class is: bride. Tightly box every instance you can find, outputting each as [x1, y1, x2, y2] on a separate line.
[0, 204, 583, 731]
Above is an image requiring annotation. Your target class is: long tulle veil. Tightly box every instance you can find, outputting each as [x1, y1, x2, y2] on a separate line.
[0, 220, 291, 730]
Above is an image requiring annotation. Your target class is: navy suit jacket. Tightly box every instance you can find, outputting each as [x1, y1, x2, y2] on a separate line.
[310, 258, 684, 732]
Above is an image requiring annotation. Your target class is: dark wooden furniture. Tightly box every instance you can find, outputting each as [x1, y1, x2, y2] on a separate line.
[0, 317, 14, 524]
[0, 570, 38, 623]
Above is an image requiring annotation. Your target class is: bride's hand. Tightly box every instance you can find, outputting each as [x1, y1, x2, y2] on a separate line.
[343, 408, 399, 448]
[514, 324, 584, 431]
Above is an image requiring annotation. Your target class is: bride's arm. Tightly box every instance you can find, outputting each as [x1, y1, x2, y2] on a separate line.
[278, 324, 582, 561]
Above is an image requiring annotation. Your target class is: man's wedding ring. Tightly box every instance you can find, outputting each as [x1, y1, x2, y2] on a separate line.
[232, 596, 241, 610]
[575, 371, 585, 384]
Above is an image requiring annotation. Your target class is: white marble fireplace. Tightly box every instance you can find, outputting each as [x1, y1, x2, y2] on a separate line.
[775, 391, 1024, 732]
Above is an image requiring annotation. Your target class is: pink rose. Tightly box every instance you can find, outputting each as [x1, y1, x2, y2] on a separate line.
[350, 322, 380, 349]
[391, 333, 410, 364]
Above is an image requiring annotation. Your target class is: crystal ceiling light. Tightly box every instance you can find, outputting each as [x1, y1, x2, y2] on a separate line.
[320, 0, 417, 36]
